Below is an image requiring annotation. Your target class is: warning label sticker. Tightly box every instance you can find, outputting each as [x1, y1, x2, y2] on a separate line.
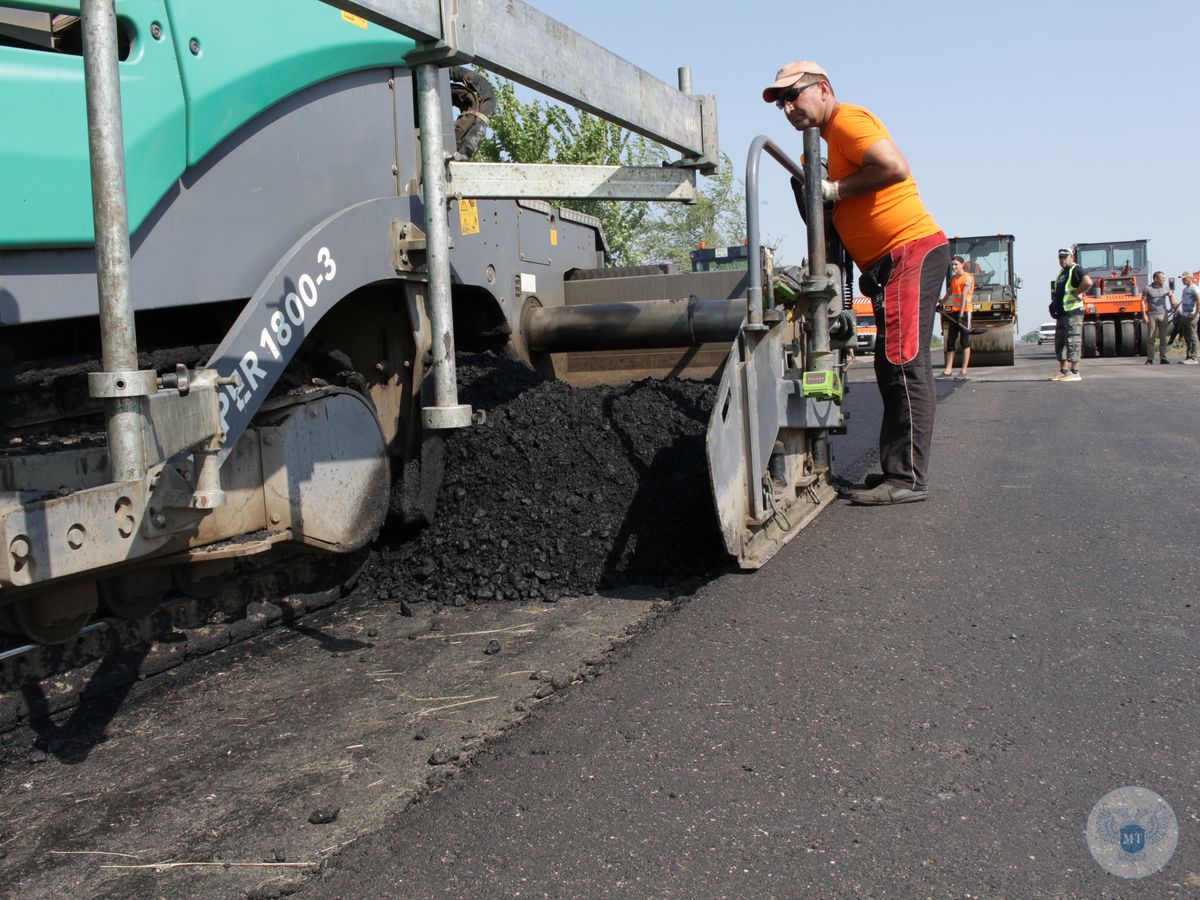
[459, 199, 480, 236]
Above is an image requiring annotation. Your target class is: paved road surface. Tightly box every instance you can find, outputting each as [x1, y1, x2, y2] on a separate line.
[308, 344, 1200, 897]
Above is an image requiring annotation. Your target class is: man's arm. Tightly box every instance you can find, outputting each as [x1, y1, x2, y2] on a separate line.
[963, 275, 974, 326]
[1077, 273, 1093, 295]
[830, 138, 909, 199]
[1141, 288, 1150, 322]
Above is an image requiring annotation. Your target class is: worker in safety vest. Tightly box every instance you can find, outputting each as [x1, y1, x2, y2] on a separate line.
[941, 255, 975, 377]
[1051, 248, 1092, 381]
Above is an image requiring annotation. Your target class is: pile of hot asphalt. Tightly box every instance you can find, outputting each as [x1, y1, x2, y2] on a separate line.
[364, 353, 726, 606]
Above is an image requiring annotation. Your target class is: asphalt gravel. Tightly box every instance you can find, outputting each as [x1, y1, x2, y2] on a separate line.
[363, 352, 726, 607]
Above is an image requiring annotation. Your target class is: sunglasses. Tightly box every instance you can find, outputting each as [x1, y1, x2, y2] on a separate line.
[774, 81, 821, 109]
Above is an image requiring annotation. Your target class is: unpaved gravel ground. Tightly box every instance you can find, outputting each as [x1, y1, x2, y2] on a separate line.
[0, 588, 680, 899]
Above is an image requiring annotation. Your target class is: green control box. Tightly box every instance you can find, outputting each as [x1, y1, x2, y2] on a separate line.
[801, 370, 844, 402]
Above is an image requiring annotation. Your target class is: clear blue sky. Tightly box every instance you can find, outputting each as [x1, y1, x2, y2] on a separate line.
[532, 0, 1199, 331]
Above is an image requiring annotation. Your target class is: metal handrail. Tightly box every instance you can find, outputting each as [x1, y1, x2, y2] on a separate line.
[743, 131, 820, 327]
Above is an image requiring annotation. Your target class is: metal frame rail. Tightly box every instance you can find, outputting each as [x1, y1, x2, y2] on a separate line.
[326, 0, 717, 165]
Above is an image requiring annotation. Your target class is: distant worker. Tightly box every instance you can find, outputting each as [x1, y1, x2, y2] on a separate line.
[1179, 273, 1199, 364]
[764, 60, 948, 505]
[1120, 262, 1132, 277]
[1141, 270, 1176, 365]
[1050, 248, 1091, 381]
[941, 255, 975, 377]
[964, 255, 991, 284]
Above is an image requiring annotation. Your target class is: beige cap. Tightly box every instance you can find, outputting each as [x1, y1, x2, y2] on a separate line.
[762, 61, 828, 102]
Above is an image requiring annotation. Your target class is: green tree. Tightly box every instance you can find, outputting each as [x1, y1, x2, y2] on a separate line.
[476, 76, 745, 268]
[632, 154, 746, 271]
[478, 79, 658, 266]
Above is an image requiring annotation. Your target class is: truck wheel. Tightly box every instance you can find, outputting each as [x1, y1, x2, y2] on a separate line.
[1118, 321, 1136, 356]
[1099, 321, 1116, 357]
[1082, 322, 1097, 358]
[1138, 321, 1150, 356]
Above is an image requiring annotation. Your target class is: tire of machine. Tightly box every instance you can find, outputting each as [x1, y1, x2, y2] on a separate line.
[173, 558, 236, 599]
[1082, 322, 1097, 358]
[100, 567, 172, 619]
[0, 581, 98, 645]
[1118, 320, 1137, 356]
[1099, 320, 1116, 357]
[1139, 320, 1150, 356]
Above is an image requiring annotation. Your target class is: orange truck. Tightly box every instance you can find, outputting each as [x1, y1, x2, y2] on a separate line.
[1068, 240, 1150, 357]
[852, 297, 876, 353]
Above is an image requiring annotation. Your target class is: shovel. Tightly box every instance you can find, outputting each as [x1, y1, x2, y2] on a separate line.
[938, 308, 986, 335]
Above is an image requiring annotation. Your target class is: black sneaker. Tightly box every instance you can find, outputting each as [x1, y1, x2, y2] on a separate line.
[1145, 359, 1154, 365]
[849, 482, 928, 506]
[1160, 358, 1171, 365]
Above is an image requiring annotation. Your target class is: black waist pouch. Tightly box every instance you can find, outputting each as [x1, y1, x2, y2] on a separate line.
[858, 255, 893, 300]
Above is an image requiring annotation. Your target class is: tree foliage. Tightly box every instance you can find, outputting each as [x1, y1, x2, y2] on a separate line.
[476, 76, 745, 269]
[478, 79, 656, 266]
[632, 155, 745, 271]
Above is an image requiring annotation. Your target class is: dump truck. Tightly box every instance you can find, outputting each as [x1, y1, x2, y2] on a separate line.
[0, 0, 850, 644]
[1067, 239, 1151, 358]
[944, 234, 1020, 367]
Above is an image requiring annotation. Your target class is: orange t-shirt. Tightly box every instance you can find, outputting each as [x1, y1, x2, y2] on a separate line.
[824, 103, 941, 268]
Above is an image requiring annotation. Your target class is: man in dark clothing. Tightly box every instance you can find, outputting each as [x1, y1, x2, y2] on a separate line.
[1051, 248, 1091, 381]
[1141, 271, 1175, 364]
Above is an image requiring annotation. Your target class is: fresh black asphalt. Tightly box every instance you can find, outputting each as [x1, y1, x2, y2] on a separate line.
[306, 347, 1200, 898]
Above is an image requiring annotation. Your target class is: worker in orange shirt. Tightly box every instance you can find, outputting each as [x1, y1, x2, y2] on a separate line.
[941, 255, 975, 377]
[763, 61, 948, 506]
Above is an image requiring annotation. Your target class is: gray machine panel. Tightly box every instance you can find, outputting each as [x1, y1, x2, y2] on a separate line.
[517, 207, 552, 266]
[449, 200, 602, 328]
[0, 68, 410, 325]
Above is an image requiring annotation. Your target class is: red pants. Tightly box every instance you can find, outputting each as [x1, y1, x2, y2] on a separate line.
[864, 232, 949, 490]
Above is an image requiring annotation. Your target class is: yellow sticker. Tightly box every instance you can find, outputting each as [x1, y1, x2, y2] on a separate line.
[340, 10, 369, 29]
[550, 228, 558, 247]
[459, 198, 480, 236]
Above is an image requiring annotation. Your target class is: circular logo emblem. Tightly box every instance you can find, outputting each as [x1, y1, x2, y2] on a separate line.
[1085, 786, 1178, 879]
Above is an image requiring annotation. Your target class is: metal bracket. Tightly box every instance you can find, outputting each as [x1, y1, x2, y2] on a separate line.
[140, 377, 224, 469]
[798, 263, 842, 305]
[392, 219, 427, 272]
[87, 369, 158, 399]
[422, 403, 473, 429]
[403, 1, 476, 65]
[142, 464, 195, 537]
[669, 94, 719, 175]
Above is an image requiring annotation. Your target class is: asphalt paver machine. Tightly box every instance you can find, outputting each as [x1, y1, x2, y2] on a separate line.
[0, 0, 847, 643]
